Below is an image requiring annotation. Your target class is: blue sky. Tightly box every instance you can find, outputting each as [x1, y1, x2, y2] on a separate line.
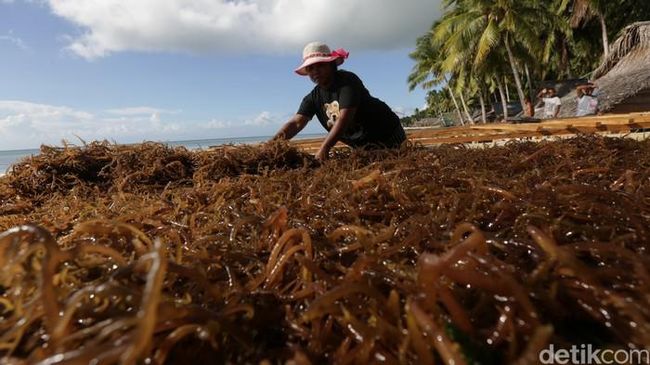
[0, 0, 442, 150]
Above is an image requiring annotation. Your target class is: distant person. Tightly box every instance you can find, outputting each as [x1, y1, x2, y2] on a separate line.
[272, 42, 406, 161]
[575, 83, 599, 117]
[537, 87, 562, 119]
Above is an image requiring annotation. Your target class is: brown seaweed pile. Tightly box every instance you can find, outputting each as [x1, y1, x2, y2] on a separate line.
[0, 136, 649, 364]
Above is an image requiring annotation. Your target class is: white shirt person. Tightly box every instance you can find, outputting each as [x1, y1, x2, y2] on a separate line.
[576, 83, 599, 117]
[537, 87, 562, 119]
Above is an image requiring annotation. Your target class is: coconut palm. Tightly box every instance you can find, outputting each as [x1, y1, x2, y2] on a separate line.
[449, 70, 475, 124]
[570, 0, 610, 58]
[409, 0, 650, 123]
[434, 0, 550, 113]
[419, 1, 512, 123]
[444, 37, 509, 123]
[463, 73, 491, 123]
[408, 30, 466, 125]
[425, 90, 456, 118]
[432, 4, 481, 123]
[537, 0, 576, 79]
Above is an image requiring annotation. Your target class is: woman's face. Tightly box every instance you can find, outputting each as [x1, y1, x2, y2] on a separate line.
[305, 62, 334, 87]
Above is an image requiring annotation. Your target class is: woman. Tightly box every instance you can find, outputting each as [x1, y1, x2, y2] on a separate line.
[272, 42, 406, 161]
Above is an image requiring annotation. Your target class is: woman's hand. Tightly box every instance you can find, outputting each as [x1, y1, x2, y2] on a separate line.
[315, 107, 357, 162]
[316, 147, 329, 162]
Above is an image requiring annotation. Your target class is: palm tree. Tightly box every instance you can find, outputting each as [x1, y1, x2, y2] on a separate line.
[408, 30, 466, 125]
[465, 74, 490, 123]
[570, 0, 610, 58]
[435, 0, 550, 114]
[539, 0, 575, 80]
[450, 72, 475, 124]
[425, 90, 456, 118]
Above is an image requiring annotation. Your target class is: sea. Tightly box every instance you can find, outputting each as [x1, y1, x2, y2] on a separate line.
[0, 133, 326, 176]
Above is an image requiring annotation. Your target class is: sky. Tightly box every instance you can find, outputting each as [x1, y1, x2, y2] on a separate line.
[0, 0, 443, 150]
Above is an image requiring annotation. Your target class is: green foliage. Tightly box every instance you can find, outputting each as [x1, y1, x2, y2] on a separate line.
[408, 0, 650, 117]
[426, 89, 456, 116]
[400, 89, 459, 127]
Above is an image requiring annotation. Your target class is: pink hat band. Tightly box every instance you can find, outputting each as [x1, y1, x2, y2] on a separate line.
[295, 42, 349, 76]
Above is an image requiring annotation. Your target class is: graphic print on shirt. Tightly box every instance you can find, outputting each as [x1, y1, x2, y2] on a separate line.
[323, 101, 363, 140]
[324, 101, 340, 129]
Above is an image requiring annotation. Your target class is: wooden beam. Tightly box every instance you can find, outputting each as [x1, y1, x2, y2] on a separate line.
[290, 113, 650, 151]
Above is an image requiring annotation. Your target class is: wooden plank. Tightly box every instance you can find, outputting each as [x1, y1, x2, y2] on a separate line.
[469, 115, 650, 133]
[289, 113, 650, 151]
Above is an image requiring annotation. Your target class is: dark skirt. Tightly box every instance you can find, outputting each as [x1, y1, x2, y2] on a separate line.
[345, 125, 406, 150]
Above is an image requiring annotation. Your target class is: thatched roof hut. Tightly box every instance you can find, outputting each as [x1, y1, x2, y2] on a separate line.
[559, 21, 650, 117]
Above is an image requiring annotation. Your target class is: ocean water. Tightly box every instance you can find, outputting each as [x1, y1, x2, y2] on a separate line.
[0, 148, 41, 175]
[0, 133, 326, 175]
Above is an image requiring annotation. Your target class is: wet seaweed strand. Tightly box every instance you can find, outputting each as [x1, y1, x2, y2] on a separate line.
[0, 135, 648, 364]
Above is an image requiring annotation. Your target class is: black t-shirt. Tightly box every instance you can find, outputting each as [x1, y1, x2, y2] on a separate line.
[297, 70, 404, 148]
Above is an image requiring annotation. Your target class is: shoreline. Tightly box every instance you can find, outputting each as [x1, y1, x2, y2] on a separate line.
[0, 134, 325, 178]
[2, 115, 648, 175]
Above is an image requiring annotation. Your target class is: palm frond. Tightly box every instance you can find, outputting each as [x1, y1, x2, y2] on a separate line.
[474, 18, 500, 66]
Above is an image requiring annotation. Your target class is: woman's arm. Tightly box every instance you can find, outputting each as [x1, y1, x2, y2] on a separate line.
[272, 114, 310, 140]
[316, 107, 357, 161]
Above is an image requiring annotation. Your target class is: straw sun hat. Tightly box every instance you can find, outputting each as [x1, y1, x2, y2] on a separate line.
[294, 42, 349, 76]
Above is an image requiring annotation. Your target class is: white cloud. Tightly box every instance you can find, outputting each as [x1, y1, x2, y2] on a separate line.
[205, 118, 230, 129]
[392, 106, 419, 117]
[0, 100, 289, 150]
[105, 106, 180, 116]
[45, 0, 443, 59]
[246, 111, 276, 126]
[0, 100, 93, 121]
[150, 112, 160, 123]
[0, 101, 96, 148]
[201, 111, 282, 129]
[0, 31, 29, 51]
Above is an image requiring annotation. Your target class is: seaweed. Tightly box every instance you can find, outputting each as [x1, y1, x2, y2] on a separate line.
[0, 135, 648, 364]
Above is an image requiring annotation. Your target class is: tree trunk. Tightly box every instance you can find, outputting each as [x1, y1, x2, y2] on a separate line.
[458, 92, 473, 125]
[561, 40, 572, 78]
[504, 36, 527, 114]
[599, 14, 609, 59]
[505, 78, 511, 102]
[447, 85, 465, 126]
[524, 64, 533, 99]
[479, 92, 487, 124]
[496, 77, 508, 122]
